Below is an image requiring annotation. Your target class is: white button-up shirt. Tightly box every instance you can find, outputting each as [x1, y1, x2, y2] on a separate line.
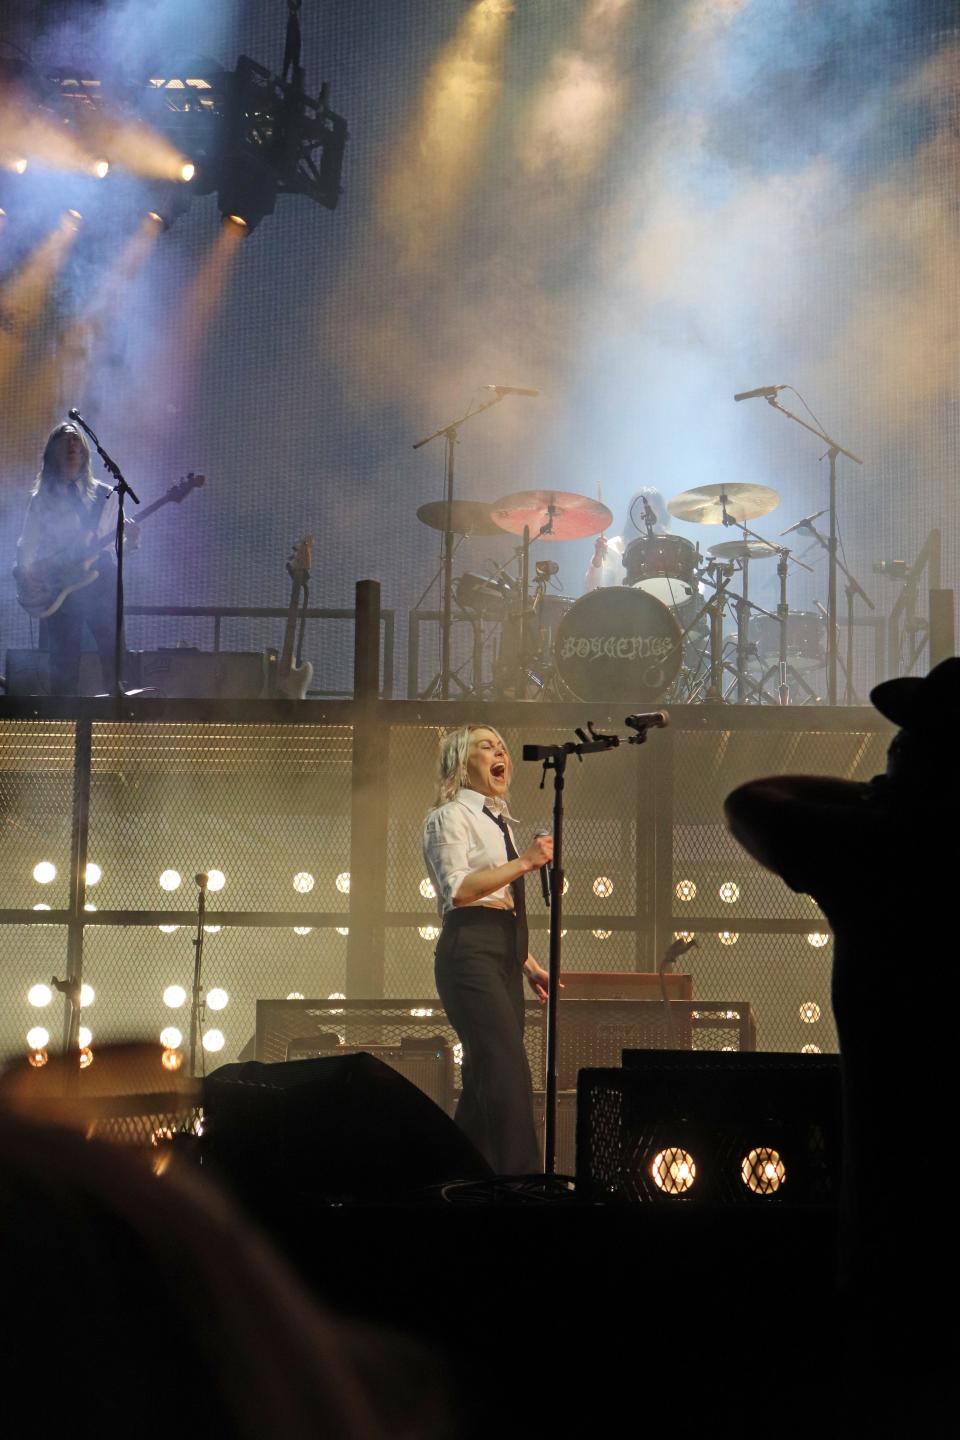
[423, 786, 521, 916]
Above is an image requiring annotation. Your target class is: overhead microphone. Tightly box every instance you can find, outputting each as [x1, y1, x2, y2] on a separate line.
[733, 384, 786, 402]
[780, 507, 828, 537]
[625, 710, 670, 732]
[534, 828, 551, 907]
[483, 385, 540, 397]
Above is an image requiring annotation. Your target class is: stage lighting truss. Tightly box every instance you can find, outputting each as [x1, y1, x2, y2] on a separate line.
[2, 48, 347, 235]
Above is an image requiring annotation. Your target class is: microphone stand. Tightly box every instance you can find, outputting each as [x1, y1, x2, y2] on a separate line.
[413, 394, 506, 700]
[522, 714, 668, 1174]
[790, 517, 874, 704]
[69, 413, 140, 709]
[762, 397, 863, 705]
[188, 874, 209, 1080]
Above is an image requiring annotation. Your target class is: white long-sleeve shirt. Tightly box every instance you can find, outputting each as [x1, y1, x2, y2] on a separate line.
[422, 786, 521, 916]
[17, 477, 122, 570]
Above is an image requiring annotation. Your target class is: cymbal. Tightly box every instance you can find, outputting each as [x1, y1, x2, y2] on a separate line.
[667, 482, 780, 525]
[491, 490, 612, 541]
[708, 539, 780, 562]
[416, 499, 504, 537]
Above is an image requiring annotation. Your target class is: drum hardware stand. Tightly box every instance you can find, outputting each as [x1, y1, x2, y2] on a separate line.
[761, 395, 864, 705]
[522, 712, 668, 1174]
[188, 873, 209, 1081]
[412, 392, 506, 699]
[790, 515, 874, 705]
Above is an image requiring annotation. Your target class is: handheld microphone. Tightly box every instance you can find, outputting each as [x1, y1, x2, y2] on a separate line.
[780, 507, 828, 537]
[534, 828, 551, 906]
[625, 710, 670, 732]
[483, 385, 540, 397]
[733, 384, 786, 402]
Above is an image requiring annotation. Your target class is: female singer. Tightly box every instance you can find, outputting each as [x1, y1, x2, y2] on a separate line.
[423, 724, 552, 1174]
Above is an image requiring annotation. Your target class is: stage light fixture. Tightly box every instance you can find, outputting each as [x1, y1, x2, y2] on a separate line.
[719, 881, 740, 903]
[800, 1001, 821, 1024]
[410, 1007, 434, 1018]
[207, 988, 229, 1011]
[159, 869, 181, 891]
[718, 932, 739, 945]
[85, 862, 102, 886]
[144, 180, 193, 231]
[84, 902, 96, 912]
[206, 869, 225, 891]
[327, 993, 346, 1015]
[79, 1047, 94, 1068]
[79, 984, 95, 1007]
[675, 879, 696, 901]
[33, 904, 51, 915]
[336, 926, 349, 936]
[203, 924, 222, 934]
[13, 158, 28, 174]
[592, 929, 612, 940]
[335, 871, 351, 894]
[163, 985, 186, 1008]
[63, 208, 83, 231]
[77, 1026, 92, 1048]
[28, 1050, 48, 1069]
[28, 984, 52, 1008]
[453, 1042, 464, 1066]
[93, 159, 109, 178]
[159, 924, 180, 933]
[742, 1147, 786, 1195]
[161, 1048, 183, 1072]
[419, 877, 436, 899]
[286, 991, 305, 1000]
[419, 925, 440, 941]
[800, 1044, 822, 1054]
[650, 1147, 696, 1195]
[293, 871, 315, 894]
[293, 926, 312, 936]
[33, 861, 56, 884]
[180, 162, 195, 182]
[27, 1026, 49, 1050]
[592, 876, 614, 898]
[160, 1026, 182, 1049]
[202, 1029, 225, 1053]
[807, 933, 830, 948]
[674, 931, 696, 942]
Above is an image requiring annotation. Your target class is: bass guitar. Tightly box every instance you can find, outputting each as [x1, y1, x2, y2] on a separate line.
[14, 472, 206, 619]
[274, 536, 314, 700]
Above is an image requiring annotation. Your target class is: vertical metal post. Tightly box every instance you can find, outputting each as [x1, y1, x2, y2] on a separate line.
[827, 448, 839, 705]
[62, 717, 92, 1053]
[347, 581, 389, 997]
[651, 725, 675, 984]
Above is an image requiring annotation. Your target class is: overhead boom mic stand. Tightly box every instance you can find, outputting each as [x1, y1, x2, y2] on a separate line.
[413, 394, 506, 699]
[762, 396, 863, 705]
[523, 712, 669, 1174]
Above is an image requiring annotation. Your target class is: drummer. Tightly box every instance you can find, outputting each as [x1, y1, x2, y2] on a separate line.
[584, 487, 671, 593]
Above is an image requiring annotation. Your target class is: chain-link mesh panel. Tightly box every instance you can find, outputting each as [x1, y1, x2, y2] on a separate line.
[0, 924, 69, 1061]
[81, 924, 348, 1063]
[577, 1054, 841, 1205]
[0, 721, 76, 910]
[87, 723, 352, 913]
[672, 724, 891, 922]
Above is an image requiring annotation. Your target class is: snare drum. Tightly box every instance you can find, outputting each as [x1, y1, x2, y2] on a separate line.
[554, 587, 683, 701]
[623, 534, 700, 609]
[752, 611, 825, 671]
[454, 572, 515, 617]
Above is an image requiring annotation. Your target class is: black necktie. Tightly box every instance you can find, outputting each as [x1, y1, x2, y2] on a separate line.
[484, 808, 528, 963]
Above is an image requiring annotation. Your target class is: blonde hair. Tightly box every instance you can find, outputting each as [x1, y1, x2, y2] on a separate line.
[432, 724, 510, 808]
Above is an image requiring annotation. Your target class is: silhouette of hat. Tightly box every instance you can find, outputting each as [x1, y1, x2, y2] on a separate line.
[870, 656, 960, 730]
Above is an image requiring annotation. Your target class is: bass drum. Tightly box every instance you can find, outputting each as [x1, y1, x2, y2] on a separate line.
[554, 586, 683, 702]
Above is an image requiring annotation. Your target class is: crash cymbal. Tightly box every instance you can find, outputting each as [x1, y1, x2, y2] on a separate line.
[491, 490, 612, 541]
[416, 499, 504, 537]
[667, 482, 780, 525]
[708, 539, 780, 562]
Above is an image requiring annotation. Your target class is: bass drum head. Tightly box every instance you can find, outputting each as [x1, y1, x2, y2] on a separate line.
[554, 586, 683, 702]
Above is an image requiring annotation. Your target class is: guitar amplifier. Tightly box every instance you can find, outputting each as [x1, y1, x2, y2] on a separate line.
[284, 1034, 455, 1114]
[4, 649, 131, 696]
[138, 649, 266, 699]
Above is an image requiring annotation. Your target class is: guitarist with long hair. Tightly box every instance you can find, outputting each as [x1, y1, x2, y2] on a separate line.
[15, 420, 140, 694]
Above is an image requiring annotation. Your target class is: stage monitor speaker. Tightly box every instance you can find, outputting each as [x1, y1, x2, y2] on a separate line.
[203, 1052, 492, 1204]
[577, 1051, 841, 1207]
[138, 648, 266, 698]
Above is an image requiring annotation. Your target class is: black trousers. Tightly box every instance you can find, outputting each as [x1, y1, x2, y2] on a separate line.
[435, 907, 540, 1175]
[45, 570, 124, 695]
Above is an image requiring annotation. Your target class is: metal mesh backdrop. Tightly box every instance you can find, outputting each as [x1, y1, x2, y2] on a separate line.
[0, 705, 894, 1063]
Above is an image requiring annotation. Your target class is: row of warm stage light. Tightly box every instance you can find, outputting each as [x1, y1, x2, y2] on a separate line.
[649, 1146, 788, 1197]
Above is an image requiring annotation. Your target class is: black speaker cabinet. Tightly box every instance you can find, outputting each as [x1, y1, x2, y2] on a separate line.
[577, 1051, 841, 1206]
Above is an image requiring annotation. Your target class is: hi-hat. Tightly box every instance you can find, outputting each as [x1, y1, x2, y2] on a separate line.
[416, 499, 504, 537]
[667, 482, 780, 525]
[491, 490, 612, 540]
[708, 539, 780, 562]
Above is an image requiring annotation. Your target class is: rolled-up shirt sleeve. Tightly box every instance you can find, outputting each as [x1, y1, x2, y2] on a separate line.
[423, 805, 472, 913]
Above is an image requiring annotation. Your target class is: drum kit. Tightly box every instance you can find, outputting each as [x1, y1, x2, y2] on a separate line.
[417, 481, 831, 705]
